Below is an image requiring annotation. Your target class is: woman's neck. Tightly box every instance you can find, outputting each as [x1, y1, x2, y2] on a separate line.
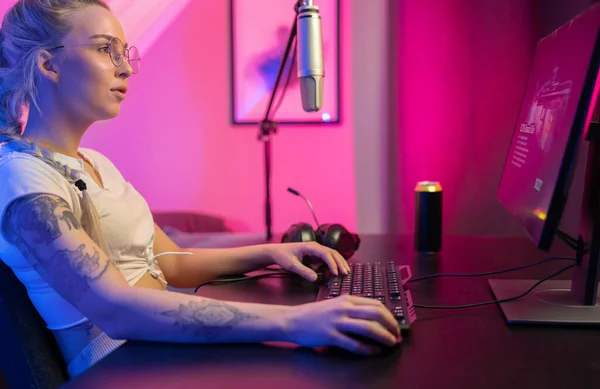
[23, 107, 91, 159]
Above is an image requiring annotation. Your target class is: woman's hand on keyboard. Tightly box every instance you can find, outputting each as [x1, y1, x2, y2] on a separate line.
[284, 295, 401, 355]
[266, 241, 350, 281]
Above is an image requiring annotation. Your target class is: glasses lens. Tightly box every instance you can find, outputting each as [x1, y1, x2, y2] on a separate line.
[128, 46, 141, 74]
[109, 37, 124, 66]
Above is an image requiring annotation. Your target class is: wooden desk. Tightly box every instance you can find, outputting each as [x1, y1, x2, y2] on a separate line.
[61, 235, 600, 389]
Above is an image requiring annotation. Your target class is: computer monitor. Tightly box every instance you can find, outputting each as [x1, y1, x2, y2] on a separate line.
[491, 2, 600, 325]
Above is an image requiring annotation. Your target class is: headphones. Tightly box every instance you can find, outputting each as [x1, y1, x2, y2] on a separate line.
[281, 188, 361, 259]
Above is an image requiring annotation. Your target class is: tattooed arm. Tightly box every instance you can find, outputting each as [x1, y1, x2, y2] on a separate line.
[1, 193, 401, 352]
[1, 194, 292, 343]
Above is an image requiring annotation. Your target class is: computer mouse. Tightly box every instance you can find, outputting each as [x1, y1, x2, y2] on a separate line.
[348, 333, 400, 347]
[327, 332, 400, 356]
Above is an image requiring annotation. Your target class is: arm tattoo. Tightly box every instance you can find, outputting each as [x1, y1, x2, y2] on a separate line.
[50, 244, 104, 277]
[49, 244, 108, 304]
[1, 194, 106, 306]
[59, 210, 81, 231]
[161, 300, 259, 340]
[2, 194, 81, 246]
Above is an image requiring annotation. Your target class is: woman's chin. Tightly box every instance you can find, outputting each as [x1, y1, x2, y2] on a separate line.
[102, 106, 121, 119]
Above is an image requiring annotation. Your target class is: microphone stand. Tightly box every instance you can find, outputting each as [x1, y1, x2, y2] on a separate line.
[258, 0, 303, 241]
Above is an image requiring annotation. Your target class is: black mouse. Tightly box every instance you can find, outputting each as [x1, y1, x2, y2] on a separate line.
[347, 333, 399, 347]
[324, 332, 400, 356]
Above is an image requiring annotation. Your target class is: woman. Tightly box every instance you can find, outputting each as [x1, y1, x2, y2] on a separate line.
[0, 0, 400, 378]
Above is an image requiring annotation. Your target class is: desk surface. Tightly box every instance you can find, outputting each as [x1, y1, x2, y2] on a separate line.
[62, 235, 600, 389]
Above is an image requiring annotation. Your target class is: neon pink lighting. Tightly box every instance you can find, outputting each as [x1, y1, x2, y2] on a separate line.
[105, 0, 193, 56]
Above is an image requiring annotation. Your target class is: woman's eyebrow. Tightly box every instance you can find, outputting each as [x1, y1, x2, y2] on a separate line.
[89, 33, 128, 46]
[89, 33, 112, 40]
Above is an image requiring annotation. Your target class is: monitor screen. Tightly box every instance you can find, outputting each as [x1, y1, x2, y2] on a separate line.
[498, 3, 600, 251]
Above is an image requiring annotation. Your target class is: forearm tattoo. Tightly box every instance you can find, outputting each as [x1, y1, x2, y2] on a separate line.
[1, 194, 107, 305]
[161, 300, 259, 340]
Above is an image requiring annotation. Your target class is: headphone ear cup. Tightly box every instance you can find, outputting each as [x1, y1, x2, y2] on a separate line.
[317, 224, 361, 259]
[281, 222, 317, 243]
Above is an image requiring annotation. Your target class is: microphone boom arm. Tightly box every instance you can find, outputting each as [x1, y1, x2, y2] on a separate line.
[258, 1, 304, 241]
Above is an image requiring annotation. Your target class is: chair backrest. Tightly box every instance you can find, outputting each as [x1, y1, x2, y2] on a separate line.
[0, 259, 68, 389]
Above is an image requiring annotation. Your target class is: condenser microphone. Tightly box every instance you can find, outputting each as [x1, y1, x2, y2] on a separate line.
[297, 0, 324, 112]
[287, 187, 320, 226]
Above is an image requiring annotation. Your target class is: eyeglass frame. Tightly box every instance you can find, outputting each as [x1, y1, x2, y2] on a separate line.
[47, 36, 140, 74]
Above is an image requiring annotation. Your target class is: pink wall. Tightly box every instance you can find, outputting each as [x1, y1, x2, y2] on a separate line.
[80, 0, 357, 234]
[391, 0, 537, 236]
[1, 0, 598, 237]
[390, 0, 600, 237]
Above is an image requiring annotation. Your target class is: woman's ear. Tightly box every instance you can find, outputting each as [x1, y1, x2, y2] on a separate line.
[36, 49, 60, 83]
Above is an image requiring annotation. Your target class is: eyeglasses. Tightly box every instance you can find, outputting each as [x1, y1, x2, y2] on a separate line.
[49, 36, 141, 74]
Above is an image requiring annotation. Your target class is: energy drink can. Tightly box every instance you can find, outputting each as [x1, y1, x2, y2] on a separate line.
[415, 181, 443, 253]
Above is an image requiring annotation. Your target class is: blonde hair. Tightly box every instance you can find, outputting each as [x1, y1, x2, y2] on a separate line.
[0, 0, 113, 259]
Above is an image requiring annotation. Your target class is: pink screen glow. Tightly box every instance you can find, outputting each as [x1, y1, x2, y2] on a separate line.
[498, 2, 600, 246]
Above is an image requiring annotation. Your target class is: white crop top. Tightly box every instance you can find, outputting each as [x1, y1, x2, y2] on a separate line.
[0, 147, 186, 330]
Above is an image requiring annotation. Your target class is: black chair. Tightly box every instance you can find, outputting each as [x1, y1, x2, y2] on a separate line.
[0, 259, 68, 389]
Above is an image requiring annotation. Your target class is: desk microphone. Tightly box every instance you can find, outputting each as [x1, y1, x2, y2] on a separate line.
[287, 187, 320, 226]
[297, 0, 324, 112]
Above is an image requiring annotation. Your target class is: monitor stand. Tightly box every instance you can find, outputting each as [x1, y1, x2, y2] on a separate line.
[490, 121, 600, 325]
[489, 279, 600, 325]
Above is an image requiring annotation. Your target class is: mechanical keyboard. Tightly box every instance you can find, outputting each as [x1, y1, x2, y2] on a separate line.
[315, 262, 416, 335]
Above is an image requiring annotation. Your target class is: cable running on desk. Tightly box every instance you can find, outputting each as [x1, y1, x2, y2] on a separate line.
[412, 263, 577, 309]
[194, 272, 294, 294]
[406, 256, 576, 283]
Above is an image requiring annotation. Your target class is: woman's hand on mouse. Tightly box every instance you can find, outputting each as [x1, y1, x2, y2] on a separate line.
[265, 241, 350, 281]
[283, 295, 401, 355]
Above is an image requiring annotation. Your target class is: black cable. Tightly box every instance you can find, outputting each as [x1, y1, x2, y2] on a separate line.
[193, 272, 294, 294]
[557, 229, 578, 247]
[412, 263, 577, 309]
[556, 229, 589, 252]
[271, 37, 297, 119]
[405, 256, 576, 283]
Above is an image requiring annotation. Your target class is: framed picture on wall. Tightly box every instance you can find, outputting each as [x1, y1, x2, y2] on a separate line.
[230, 0, 340, 125]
